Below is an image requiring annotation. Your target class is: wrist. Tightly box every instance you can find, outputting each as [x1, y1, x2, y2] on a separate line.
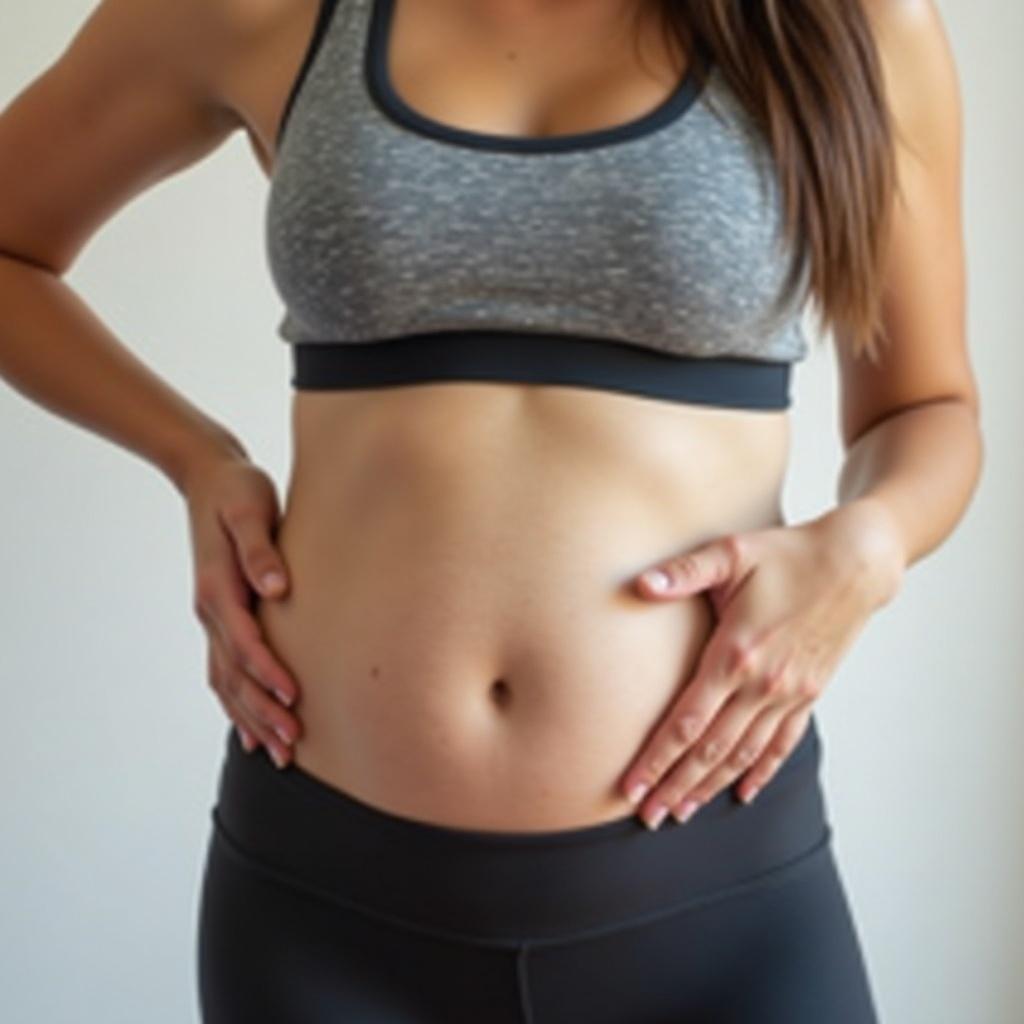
[814, 498, 908, 609]
[164, 423, 250, 499]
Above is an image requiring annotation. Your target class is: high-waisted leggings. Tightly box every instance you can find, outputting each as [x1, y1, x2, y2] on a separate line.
[196, 711, 880, 1023]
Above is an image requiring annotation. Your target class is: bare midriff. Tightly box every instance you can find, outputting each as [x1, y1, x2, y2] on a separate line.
[253, 382, 790, 832]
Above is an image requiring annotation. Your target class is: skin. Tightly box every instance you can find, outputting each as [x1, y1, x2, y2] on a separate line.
[0, 0, 980, 835]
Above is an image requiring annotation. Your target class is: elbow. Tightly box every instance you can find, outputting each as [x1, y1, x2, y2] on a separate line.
[842, 387, 982, 453]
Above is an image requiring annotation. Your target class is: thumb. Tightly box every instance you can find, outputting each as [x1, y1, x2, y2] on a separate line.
[635, 534, 747, 600]
[219, 506, 289, 599]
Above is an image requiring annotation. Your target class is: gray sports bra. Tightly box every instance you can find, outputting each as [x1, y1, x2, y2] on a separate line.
[266, 0, 812, 410]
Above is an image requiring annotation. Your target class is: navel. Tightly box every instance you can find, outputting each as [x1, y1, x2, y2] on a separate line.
[489, 677, 513, 710]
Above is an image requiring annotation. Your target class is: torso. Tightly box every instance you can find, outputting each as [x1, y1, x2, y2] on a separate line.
[222, 0, 792, 831]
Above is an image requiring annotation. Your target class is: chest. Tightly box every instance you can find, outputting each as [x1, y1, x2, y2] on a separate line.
[261, 0, 806, 360]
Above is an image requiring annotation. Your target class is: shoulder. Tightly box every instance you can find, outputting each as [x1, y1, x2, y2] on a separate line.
[860, 0, 962, 159]
[80, 0, 306, 103]
[861, 0, 951, 57]
[0, 0, 305, 271]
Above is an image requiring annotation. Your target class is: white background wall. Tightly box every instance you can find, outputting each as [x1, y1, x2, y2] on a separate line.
[1, 1, 1020, 1021]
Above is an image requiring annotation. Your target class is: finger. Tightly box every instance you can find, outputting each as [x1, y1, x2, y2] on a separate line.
[669, 703, 786, 823]
[636, 533, 746, 600]
[637, 692, 763, 829]
[620, 628, 756, 808]
[656, 654, 797, 820]
[235, 669, 300, 767]
[201, 571, 300, 708]
[211, 632, 298, 768]
[737, 703, 815, 804]
[213, 627, 301, 752]
[207, 639, 266, 756]
[220, 598, 301, 709]
[620, 680, 732, 818]
[232, 707, 258, 752]
[219, 504, 289, 599]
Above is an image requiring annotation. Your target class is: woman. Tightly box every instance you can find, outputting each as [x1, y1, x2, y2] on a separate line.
[0, 0, 981, 1020]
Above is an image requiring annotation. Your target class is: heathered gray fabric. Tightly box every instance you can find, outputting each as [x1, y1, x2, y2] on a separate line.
[265, 0, 810, 363]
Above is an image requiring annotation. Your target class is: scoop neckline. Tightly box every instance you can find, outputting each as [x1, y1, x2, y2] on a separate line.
[363, 0, 713, 154]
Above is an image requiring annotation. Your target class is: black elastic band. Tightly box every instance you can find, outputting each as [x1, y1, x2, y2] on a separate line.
[290, 329, 793, 410]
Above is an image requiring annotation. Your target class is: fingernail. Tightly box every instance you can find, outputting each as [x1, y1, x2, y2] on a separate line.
[644, 803, 668, 830]
[741, 786, 759, 805]
[237, 727, 254, 752]
[675, 799, 700, 824]
[274, 687, 294, 707]
[261, 571, 285, 593]
[641, 569, 671, 592]
[627, 781, 650, 806]
[269, 745, 287, 769]
[273, 724, 292, 746]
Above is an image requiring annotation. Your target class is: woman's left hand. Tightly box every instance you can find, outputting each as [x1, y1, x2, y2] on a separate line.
[619, 501, 906, 830]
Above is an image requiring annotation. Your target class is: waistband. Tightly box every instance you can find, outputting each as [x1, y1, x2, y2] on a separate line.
[209, 714, 830, 949]
[289, 330, 794, 410]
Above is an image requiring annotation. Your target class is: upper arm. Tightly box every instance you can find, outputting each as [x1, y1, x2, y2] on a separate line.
[834, 0, 979, 449]
[0, 0, 249, 276]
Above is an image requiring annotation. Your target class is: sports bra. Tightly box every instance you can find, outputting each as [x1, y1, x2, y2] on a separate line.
[265, 0, 813, 410]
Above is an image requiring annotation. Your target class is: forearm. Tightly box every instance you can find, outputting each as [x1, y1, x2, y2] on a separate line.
[0, 252, 248, 495]
[825, 397, 984, 601]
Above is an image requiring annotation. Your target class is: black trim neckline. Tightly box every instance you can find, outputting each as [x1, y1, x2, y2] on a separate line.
[364, 0, 713, 154]
[276, 0, 342, 153]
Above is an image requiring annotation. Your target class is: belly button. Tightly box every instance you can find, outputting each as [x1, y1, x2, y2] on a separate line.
[489, 678, 513, 709]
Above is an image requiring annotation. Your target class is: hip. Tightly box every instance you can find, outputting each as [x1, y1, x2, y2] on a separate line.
[205, 711, 830, 947]
[198, 715, 883, 1023]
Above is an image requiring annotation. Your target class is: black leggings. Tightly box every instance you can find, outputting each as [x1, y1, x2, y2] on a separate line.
[197, 713, 879, 1023]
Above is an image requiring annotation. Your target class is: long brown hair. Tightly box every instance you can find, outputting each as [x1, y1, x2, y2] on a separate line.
[651, 1, 903, 362]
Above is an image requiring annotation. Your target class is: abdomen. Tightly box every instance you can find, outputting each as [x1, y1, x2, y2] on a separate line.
[254, 381, 791, 831]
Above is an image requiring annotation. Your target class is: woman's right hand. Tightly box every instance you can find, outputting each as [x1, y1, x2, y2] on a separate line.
[182, 451, 302, 768]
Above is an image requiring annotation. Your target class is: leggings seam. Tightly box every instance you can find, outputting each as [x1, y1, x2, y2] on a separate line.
[516, 942, 535, 1024]
[209, 806, 832, 952]
[210, 807, 523, 951]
